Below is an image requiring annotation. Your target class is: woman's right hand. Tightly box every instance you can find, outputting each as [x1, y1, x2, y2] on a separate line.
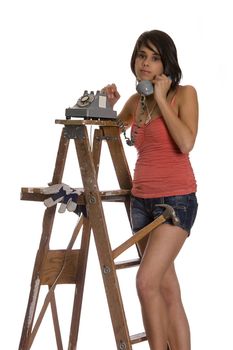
[101, 83, 121, 107]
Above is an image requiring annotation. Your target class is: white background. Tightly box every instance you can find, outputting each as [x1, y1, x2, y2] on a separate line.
[1, 0, 233, 349]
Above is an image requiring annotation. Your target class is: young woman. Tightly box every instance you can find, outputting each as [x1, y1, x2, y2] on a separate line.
[103, 29, 198, 350]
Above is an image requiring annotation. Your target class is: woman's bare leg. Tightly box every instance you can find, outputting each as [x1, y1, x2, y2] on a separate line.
[161, 264, 191, 350]
[136, 223, 189, 350]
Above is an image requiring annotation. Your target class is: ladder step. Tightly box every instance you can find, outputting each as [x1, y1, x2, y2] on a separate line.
[131, 332, 170, 349]
[130, 332, 147, 344]
[21, 187, 130, 203]
[115, 258, 141, 270]
[100, 189, 131, 202]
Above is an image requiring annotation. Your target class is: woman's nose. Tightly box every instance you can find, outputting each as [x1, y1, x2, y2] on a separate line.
[143, 58, 150, 66]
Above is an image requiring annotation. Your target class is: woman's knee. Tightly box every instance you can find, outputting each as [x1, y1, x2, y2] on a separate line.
[136, 269, 161, 301]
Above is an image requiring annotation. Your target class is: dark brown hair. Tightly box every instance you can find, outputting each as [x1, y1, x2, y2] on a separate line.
[130, 30, 182, 90]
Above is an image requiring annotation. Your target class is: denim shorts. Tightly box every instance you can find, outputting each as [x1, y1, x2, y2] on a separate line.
[130, 193, 198, 236]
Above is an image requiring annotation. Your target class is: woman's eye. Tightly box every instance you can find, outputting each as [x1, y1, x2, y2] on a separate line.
[136, 52, 160, 62]
[152, 55, 160, 62]
[137, 52, 146, 59]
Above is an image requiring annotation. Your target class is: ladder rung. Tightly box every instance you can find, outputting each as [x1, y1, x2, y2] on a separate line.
[130, 332, 147, 344]
[20, 187, 131, 203]
[100, 189, 131, 202]
[115, 258, 141, 269]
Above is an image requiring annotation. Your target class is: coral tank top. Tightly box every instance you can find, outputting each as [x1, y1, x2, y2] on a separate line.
[131, 115, 197, 198]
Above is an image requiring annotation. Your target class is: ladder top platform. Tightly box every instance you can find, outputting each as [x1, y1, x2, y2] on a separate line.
[55, 119, 119, 127]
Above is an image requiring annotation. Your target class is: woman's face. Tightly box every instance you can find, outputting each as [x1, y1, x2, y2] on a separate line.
[134, 44, 164, 81]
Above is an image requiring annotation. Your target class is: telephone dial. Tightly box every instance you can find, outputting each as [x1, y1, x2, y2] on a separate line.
[136, 80, 154, 96]
[65, 90, 117, 120]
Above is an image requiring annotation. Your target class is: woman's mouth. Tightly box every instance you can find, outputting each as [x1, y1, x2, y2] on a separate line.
[140, 69, 151, 74]
[139, 69, 152, 78]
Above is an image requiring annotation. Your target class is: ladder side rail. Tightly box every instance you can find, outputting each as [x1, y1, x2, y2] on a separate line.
[68, 217, 92, 350]
[102, 126, 132, 190]
[102, 126, 132, 221]
[68, 128, 103, 349]
[19, 129, 70, 350]
[92, 128, 103, 177]
[72, 124, 132, 350]
[51, 127, 70, 184]
[102, 125, 143, 261]
[50, 291, 64, 350]
[26, 283, 61, 350]
[19, 207, 56, 350]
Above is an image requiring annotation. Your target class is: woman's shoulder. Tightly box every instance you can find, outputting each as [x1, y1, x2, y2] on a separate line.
[175, 84, 197, 97]
[171, 84, 198, 104]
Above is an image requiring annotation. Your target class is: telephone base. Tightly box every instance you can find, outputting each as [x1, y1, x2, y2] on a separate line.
[65, 106, 117, 120]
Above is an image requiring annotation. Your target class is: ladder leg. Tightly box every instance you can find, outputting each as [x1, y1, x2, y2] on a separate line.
[102, 126, 132, 219]
[68, 128, 103, 349]
[68, 217, 91, 350]
[50, 290, 63, 350]
[18, 206, 57, 350]
[71, 124, 132, 350]
[18, 129, 70, 350]
[51, 127, 70, 184]
[92, 128, 103, 176]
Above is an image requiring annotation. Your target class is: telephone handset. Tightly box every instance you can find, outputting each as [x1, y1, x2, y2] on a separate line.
[136, 80, 154, 96]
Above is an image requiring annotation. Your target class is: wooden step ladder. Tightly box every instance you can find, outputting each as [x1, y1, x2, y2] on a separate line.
[18, 119, 170, 350]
